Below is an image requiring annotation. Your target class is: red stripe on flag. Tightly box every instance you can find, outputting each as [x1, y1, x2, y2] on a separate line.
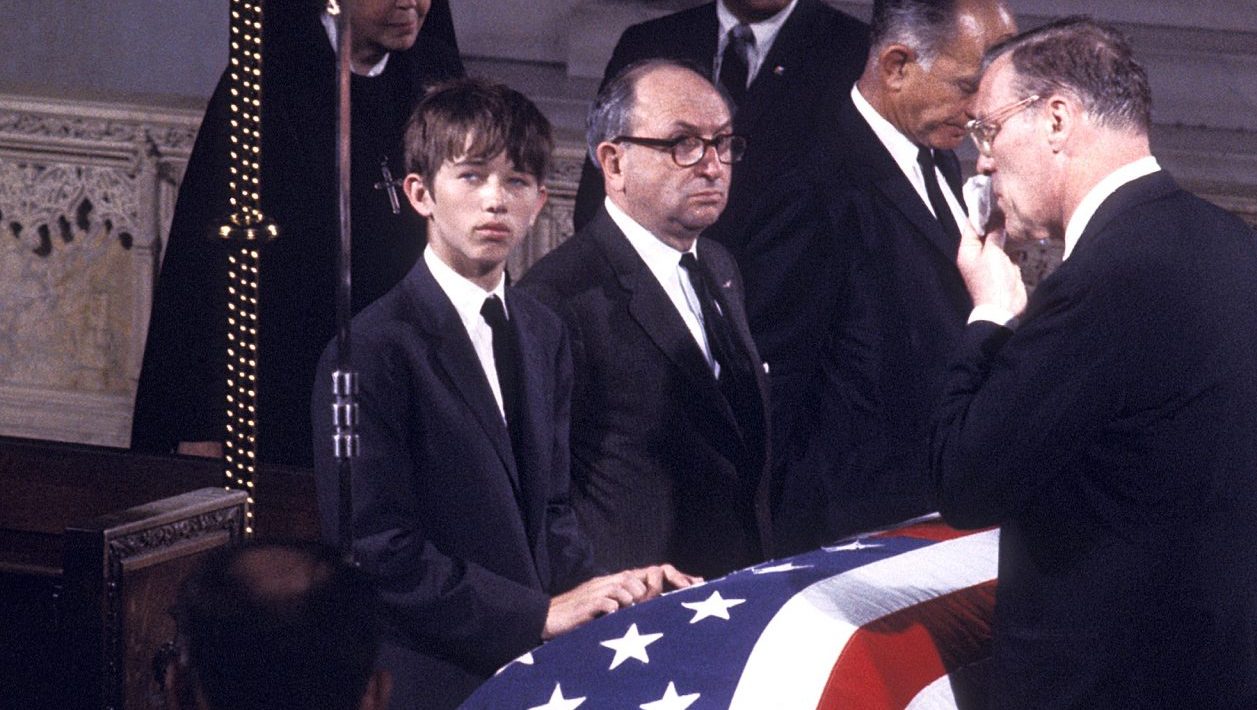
[815, 580, 997, 710]
[874, 522, 996, 542]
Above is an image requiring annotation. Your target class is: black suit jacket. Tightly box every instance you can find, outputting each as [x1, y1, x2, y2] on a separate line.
[312, 256, 596, 710]
[518, 208, 772, 579]
[768, 92, 971, 552]
[932, 171, 1257, 708]
[572, 0, 868, 235]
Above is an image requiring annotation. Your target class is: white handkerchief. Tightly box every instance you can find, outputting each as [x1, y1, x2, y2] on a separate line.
[963, 175, 993, 234]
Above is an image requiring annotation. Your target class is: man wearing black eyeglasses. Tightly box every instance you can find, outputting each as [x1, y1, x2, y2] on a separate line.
[519, 59, 772, 579]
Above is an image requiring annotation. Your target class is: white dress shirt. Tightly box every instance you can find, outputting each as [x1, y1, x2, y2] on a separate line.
[851, 83, 969, 230]
[1063, 156, 1161, 261]
[605, 198, 720, 377]
[321, 12, 391, 77]
[424, 247, 509, 420]
[714, 0, 799, 89]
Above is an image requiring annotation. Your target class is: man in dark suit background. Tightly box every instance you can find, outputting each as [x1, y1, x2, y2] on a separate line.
[771, 0, 1016, 552]
[571, 0, 869, 235]
[933, 18, 1257, 707]
[313, 79, 695, 710]
[520, 60, 772, 579]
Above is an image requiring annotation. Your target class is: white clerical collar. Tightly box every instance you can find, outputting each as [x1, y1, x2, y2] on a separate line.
[604, 197, 698, 273]
[716, 0, 798, 80]
[424, 246, 507, 329]
[851, 83, 925, 190]
[1062, 156, 1161, 261]
[321, 11, 391, 77]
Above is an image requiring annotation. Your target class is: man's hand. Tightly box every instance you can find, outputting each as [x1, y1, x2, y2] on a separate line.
[542, 565, 703, 641]
[956, 218, 1027, 318]
[630, 564, 702, 600]
[542, 572, 646, 640]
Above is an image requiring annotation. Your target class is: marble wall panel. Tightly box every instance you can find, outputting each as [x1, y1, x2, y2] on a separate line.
[0, 96, 198, 446]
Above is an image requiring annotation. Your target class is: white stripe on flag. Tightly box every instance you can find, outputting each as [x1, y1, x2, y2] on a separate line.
[905, 674, 960, 710]
[728, 529, 1000, 709]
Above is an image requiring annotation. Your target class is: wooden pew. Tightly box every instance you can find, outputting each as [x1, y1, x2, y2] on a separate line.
[0, 436, 319, 709]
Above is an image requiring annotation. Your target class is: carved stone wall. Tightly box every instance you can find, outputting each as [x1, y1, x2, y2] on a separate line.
[0, 95, 200, 447]
[508, 143, 586, 278]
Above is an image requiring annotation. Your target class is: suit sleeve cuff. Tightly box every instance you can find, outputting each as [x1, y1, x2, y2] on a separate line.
[967, 304, 1019, 330]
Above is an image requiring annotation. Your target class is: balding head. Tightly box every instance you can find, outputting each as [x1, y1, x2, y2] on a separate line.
[589, 61, 737, 250]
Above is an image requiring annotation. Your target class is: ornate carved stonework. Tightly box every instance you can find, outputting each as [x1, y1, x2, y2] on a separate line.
[509, 142, 584, 277]
[106, 505, 244, 560]
[0, 94, 200, 447]
[1007, 239, 1065, 293]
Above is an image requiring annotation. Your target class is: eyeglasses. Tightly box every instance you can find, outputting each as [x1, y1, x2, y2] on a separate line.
[612, 133, 748, 167]
[965, 95, 1041, 157]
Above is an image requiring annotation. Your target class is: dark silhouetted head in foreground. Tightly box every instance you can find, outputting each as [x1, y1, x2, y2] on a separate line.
[164, 542, 389, 710]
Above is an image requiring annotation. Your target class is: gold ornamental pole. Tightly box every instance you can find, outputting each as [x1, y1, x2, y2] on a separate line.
[219, 0, 277, 536]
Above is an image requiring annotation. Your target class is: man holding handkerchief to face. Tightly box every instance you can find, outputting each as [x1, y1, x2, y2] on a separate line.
[762, 0, 1018, 554]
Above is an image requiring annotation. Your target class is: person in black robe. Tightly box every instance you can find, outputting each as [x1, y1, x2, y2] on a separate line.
[131, 0, 462, 467]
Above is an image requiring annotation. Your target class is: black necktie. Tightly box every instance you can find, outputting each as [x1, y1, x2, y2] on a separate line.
[917, 146, 962, 250]
[480, 295, 520, 433]
[718, 24, 754, 107]
[679, 253, 763, 456]
[482, 295, 538, 544]
[680, 253, 735, 375]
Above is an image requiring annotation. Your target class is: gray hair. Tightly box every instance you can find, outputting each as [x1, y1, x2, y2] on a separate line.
[869, 0, 962, 70]
[585, 58, 720, 169]
[984, 17, 1152, 133]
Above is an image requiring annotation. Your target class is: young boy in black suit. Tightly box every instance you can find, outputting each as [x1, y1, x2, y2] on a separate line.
[312, 78, 696, 710]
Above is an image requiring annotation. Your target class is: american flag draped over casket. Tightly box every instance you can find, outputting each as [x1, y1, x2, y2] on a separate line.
[461, 519, 998, 710]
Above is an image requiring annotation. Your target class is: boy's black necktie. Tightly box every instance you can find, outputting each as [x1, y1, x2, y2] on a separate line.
[480, 295, 520, 434]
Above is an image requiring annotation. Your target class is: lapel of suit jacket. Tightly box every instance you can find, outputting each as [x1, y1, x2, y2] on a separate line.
[502, 291, 549, 554]
[403, 257, 522, 497]
[1073, 171, 1179, 259]
[701, 242, 770, 461]
[588, 211, 741, 434]
[691, 3, 721, 76]
[736, 0, 821, 130]
[830, 95, 961, 261]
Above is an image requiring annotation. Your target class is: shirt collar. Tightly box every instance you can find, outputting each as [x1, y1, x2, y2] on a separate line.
[851, 83, 924, 186]
[321, 11, 391, 77]
[604, 198, 698, 274]
[716, 0, 798, 56]
[424, 246, 507, 330]
[1062, 156, 1161, 261]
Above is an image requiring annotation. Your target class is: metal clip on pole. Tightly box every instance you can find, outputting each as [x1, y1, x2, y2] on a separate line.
[331, 370, 360, 460]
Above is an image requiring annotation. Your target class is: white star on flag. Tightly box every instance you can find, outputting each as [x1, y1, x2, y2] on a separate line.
[681, 590, 746, 623]
[824, 539, 883, 553]
[496, 650, 536, 675]
[750, 561, 813, 575]
[639, 681, 701, 710]
[527, 683, 586, 710]
[600, 623, 664, 670]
